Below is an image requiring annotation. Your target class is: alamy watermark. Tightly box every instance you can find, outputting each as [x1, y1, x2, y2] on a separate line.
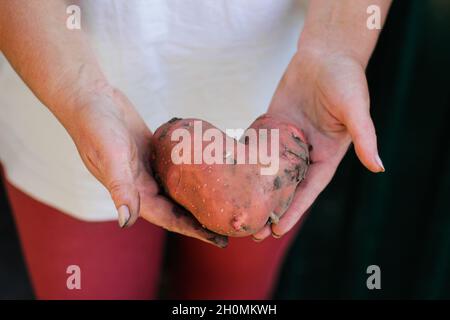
[66, 265, 81, 290]
[170, 121, 280, 176]
[66, 5, 81, 30]
[366, 5, 381, 30]
[366, 265, 381, 290]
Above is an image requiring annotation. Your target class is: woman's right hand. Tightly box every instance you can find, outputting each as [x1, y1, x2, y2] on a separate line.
[0, 1, 227, 247]
[67, 84, 228, 248]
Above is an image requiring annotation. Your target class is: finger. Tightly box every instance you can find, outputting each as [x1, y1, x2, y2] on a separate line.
[252, 224, 272, 242]
[140, 191, 228, 248]
[341, 94, 384, 173]
[108, 179, 140, 228]
[104, 153, 141, 228]
[270, 160, 338, 238]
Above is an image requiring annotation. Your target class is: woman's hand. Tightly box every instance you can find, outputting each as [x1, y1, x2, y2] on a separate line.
[68, 85, 227, 247]
[0, 1, 227, 247]
[252, 0, 392, 241]
[252, 47, 384, 241]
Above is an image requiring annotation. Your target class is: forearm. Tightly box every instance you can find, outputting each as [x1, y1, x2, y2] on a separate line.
[0, 0, 108, 130]
[299, 0, 392, 67]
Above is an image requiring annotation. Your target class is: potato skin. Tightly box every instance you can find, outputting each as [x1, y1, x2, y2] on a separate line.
[151, 114, 309, 237]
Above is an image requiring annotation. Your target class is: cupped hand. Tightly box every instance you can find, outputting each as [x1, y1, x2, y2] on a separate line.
[66, 85, 227, 247]
[253, 48, 384, 241]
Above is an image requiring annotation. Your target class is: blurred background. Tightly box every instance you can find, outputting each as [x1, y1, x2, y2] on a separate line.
[1, 0, 450, 299]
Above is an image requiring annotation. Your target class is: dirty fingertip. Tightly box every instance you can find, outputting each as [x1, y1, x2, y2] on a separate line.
[208, 234, 228, 248]
[117, 205, 131, 228]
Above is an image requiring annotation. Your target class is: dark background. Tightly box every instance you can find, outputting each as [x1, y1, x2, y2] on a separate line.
[1, 0, 449, 299]
[0, 181, 33, 299]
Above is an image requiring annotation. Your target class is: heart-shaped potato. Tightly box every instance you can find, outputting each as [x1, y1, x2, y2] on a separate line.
[151, 114, 309, 237]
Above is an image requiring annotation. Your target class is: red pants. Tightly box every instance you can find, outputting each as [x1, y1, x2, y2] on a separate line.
[4, 179, 298, 300]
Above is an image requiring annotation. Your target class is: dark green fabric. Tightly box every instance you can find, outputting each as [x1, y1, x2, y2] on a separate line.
[275, 0, 450, 299]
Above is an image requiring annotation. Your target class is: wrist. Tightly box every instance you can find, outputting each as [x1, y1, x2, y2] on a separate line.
[298, 0, 388, 70]
[55, 77, 118, 136]
[49, 60, 110, 119]
[298, 28, 372, 69]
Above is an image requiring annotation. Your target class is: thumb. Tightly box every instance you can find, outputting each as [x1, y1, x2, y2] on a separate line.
[105, 162, 140, 228]
[342, 96, 385, 173]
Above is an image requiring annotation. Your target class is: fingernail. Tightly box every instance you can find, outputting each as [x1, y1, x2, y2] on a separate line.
[252, 236, 263, 242]
[272, 232, 282, 239]
[118, 205, 131, 228]
[375, 154, 385, 172]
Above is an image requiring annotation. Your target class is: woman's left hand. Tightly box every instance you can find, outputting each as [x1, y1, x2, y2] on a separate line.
[253, 46, 384, 241]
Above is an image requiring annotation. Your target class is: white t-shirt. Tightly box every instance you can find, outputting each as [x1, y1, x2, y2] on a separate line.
[0, 0, 307, 221]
